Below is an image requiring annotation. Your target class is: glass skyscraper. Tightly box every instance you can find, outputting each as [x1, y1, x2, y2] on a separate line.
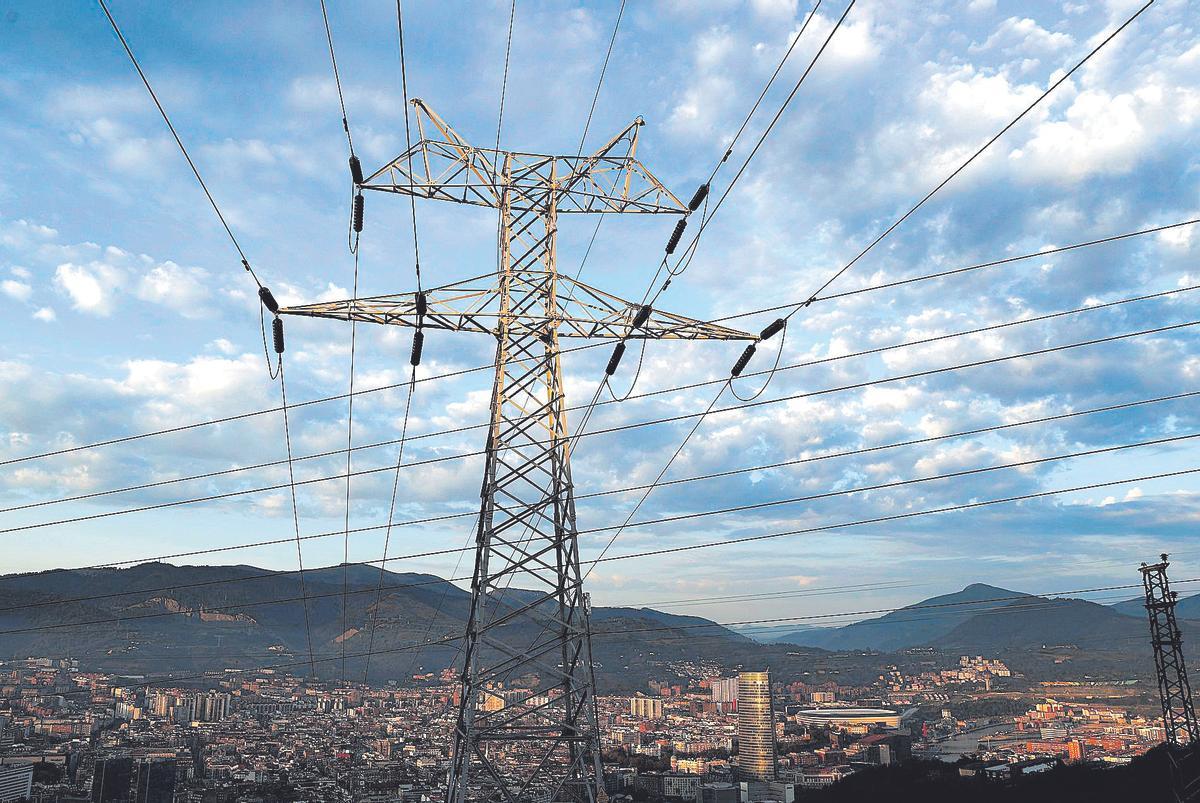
[736, 670, 776, 781]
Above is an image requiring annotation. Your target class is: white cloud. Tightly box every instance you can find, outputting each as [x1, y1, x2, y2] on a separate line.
[135, 261, 212, 318]
[32, 307, 56, 323]
[749, 0, 797, 18]
[284, 76, 400, 119]
[54, 262, 124, 315]
[0, 219, 58, 251]
[970, 17, 1074, 55]
[1, 279, 31, 302]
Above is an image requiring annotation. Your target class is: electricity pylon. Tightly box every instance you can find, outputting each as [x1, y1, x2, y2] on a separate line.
[1140, 554, 1200, 802]
[280, 99, 753, 803]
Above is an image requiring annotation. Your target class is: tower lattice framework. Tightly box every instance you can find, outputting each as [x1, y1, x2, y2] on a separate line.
[281, 99, 753, 803]
[1141, 553, 1200, 802]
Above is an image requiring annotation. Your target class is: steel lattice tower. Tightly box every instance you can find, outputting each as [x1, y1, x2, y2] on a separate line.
[1141, 554, 1200, 802]
[281, 99, 753, 803]
[1142, 554, 1200, 746]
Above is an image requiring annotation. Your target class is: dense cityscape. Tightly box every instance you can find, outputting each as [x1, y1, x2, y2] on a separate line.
[0, 648, 1174, 802]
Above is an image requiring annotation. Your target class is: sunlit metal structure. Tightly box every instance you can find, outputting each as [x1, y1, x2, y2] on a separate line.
[282, 99, 753, 803]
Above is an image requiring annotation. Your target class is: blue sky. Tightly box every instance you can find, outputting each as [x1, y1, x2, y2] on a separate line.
[2, 0, 1200, 626]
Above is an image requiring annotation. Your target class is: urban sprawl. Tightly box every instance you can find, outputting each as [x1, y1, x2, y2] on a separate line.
[0, 655, 1169, 802]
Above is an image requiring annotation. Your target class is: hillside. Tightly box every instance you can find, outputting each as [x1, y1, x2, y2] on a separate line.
[932, 596, 1149, 650]
[1113, 593, 1200, 621]
[772, 584, 1031, 652]
[0, 562, 760, 688]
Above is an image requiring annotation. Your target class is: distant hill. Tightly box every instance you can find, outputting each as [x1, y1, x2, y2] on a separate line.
[932, 596, 1149, 651]
[772, 584, 1032, 652]
[0, 562, 754, 687]
[1112, 593, 1200, 621]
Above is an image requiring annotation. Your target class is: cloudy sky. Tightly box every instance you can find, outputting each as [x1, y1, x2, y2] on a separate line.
[2, 0, 1199, 629]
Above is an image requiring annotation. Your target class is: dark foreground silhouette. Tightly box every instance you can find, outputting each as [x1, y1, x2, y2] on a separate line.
[804, 747, 1178, 802]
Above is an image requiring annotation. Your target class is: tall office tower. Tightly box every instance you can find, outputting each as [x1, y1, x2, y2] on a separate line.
[91, 756, 133, 803]
[134, 759, 176, 803]
[736, 671, 776, 782]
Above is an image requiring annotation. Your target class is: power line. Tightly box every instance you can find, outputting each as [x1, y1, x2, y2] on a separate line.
[315, 0, 367, 682]
[560, 0, 629, 300]
[785, 0, 1156, 315]
[277, 358, 316, 675]
[577, 430, 1200, 535]
[574, 0, 625, 158]
[493, 0, 517, 155]
[582, 389, 1200, 502]
[362, 371, 419, 681]
[643, 0, 843, 307]
[817, 218, 1200, 305]
[395, 0, 423, 291]
[6, 387, 1191, 611]
[0, 337, 611, 469]
[574, 0, 1153, 581]
[95, 0, 262, 288]
[318, 0, 355, 155]
[592, 465, 1200, 566]
[7, 280, 1190, 517]
[4, 314, 1194, 536]
[647, 1, 1160, 529]
[575, 310, 1196, 568]
[581, 386, 724, 582]
[8, 207, 1192, 473]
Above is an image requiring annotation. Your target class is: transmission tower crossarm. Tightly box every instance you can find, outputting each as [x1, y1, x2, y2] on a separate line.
[362, 99, 686, 214]
[279, 274, 753, 341]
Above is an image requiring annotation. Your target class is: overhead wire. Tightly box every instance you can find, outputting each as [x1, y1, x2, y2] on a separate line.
[565, 1, 852, 578]
[579, 311, 1200, 573]
[590, 465, 1200, 567]
[317, 0, 368, 684]
[93, 0, 330, 675]
[7, 386, 1193, 612]
[94, 0, 284, 380]
[0, 338, 611, 470]
[276, 358, 317, 676]
[494, 0, 517, 155]
[580, 0, 1159, 577]
[362, 0, 428, 684]
[377, 0, 521, 684]
[561, 0, 630, 304]
[79, 0, 1176, 691]
[781, 0, 1157, 317]
[576, 430, 1200, 536]
[582, 418, 1199, 578]
[5, 306, 1197, 535]
[6, 210, 1195, 473]
[643, 0, 840, 307]
[9, 388, 1200, 619]
[95, 0, 262, 290]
